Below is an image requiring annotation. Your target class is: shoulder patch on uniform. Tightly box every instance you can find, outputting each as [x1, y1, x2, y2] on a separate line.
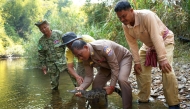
[103, 46, 113, 56]
[54, 40, 60, 44]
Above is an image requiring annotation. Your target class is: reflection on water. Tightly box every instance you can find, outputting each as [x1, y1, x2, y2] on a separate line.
[0, 59, 167, 109]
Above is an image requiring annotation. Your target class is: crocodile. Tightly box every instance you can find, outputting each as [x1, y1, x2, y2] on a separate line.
[67, 88, 107, 99]
[67, 87, 122, 99]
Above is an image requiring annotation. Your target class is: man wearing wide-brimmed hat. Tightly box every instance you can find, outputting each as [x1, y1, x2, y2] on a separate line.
[35, 19, 67, 90]
[60, 32, 95, 87]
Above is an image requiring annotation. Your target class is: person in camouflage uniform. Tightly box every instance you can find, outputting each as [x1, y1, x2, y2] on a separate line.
[35, 20, 67, 90]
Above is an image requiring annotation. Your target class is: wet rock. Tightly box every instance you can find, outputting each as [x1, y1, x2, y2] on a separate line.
[160, 99, 165, 102]
[158, 95, 165, 99]
[182, 64, 189, 69]
[178, 84, 185, 89]
[154, 76, 161, 80]
[178, 75, 187, 83]
[179, 95, 187, 101]
[150, 93, 159, 98]
[187, 103, 190, 107]
[186, 94, 190, 99]
[180, 104, 187, 108]
[188, 81, 190, 84]
[129, 61, 190, 107]
[149, 97, 155, 101]
[179, 89, 185, 94]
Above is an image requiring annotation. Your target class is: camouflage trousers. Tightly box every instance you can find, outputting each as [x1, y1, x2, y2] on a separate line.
[67, 62, 85, 87]
[47, 64, 61, 89]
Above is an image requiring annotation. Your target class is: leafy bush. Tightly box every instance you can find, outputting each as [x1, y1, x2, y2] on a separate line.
[1, 0, 190, 66]
[5, 45, 25, 56]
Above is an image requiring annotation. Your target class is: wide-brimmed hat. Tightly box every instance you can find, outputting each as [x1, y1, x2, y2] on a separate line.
[35, 19, 48, 27]
[60, 32, 82, 47]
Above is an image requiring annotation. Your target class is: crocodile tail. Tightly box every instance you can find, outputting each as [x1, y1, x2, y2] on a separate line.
[114, 87, 122, 97]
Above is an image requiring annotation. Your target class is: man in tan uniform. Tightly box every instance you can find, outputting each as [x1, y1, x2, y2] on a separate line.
[114, 1, 180, 109]
[71, 39, 133, 109]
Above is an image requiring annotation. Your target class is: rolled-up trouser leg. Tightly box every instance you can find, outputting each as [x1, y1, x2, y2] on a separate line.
[119, 59, 132, 109]
[48, 64, 60, 89]
[162, 44, 179, 106]
[137, 49, 152, 102]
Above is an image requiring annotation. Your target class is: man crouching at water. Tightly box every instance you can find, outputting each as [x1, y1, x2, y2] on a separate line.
[70, 39, 133, 109]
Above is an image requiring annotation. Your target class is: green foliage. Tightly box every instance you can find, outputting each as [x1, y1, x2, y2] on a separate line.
[2, 0, 45, 39]
[174, 40, 190, 63]
[126, 0, 190, 60]
[4, 24, 19, 38]
[57, 0, 72, 11]
[23, 30, 41, 67]
[79, 8, 132, 48]
[129, 0, 190, 38]
[80, 0, 190, 62]
[178, 0, 190, 38]
[48, 5, 84, 33]
[5, 45, 25, 56]
[0, 7, 14, 55]
[82, 2, 110, 27]
[80, 1, 142, 48]
[0, 40, 5, 55]
[24, 0, 85, 67]
[1, 0, 190, 67]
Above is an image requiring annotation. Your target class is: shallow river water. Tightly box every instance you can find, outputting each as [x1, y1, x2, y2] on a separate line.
[0, 59, 167, 109]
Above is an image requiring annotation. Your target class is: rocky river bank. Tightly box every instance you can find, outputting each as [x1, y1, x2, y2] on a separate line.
[128, 62, 190, 109]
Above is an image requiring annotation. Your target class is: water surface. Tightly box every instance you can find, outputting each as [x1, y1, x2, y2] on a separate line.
[0, 59, 167, 109]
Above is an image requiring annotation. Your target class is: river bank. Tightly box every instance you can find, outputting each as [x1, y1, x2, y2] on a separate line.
[1, 55, 189, 108]
[129, 60, 190, 109]
[0, 59, 167, 109]
[0, 54, 22, 59]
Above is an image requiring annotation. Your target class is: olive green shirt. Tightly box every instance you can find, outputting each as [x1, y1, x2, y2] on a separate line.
[38, 30, 66, 72]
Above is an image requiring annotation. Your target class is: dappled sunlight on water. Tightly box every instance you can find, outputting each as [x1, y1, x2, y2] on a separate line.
[0, 59, 167, 109]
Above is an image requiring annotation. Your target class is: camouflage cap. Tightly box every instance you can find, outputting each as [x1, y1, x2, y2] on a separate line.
[35, 19, 48, 27]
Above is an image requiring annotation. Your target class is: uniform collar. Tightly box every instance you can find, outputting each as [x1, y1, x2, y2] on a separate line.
[43, 30, 53, 39]
[87, 43, 95, 57]
[127, 10, 140, 28]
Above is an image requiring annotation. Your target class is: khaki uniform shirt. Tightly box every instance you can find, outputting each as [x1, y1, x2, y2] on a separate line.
[80, 40, 132, 89]
[38, 30, 66, 72]
[65, 35, 95, 64]
[122, 10, 174, 64]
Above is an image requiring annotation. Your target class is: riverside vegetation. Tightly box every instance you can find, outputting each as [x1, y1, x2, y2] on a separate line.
[0, 0, 189, 108]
